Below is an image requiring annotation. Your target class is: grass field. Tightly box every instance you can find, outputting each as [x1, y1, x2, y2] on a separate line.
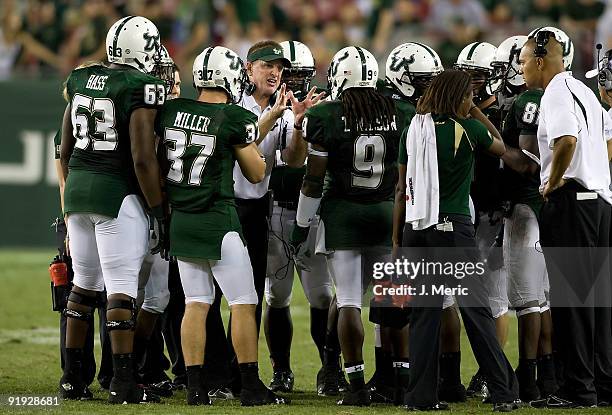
[0, 249, 602, 414]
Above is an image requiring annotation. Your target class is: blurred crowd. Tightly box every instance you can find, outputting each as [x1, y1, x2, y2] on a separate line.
[1, 0, 611, 84]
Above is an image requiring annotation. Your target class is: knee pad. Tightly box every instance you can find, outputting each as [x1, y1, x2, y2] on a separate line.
[105, 298, 136, 331]
[62, 291, 98, 321]
[516, 306, 541, 317]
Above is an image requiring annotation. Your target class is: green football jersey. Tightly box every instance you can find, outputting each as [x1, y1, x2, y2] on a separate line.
[501, 89, 544, 213]
[433, 114, 494, 217]
[155, 98, 258, 259]
[63, 65, 165, 217]
[303, 99, 400, 203]
[471, 104, 503, 213]
[376, 80, 417, 166]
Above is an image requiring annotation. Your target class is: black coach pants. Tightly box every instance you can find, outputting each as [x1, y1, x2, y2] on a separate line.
[403, 216, 518, 407]
[539, 181, 612, 405]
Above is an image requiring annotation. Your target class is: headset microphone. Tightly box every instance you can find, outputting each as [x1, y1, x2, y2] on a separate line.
[596, 44, 612, 91]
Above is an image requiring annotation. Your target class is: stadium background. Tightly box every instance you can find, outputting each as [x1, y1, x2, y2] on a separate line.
[0, 0, 608, 246]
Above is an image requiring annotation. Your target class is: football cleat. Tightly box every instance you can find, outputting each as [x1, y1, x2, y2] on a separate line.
[208, 386, 235, 400]
[269, 369, 294, 393]
[240, 379, 290, 406]
[337, 387, 371, 406]
[466, 372, 489, 399]
[318, 365, 341, 396]
[187, 387, 212, 406]
[59, 378, 93, 400]
[143, 380, 173, 397]
[404, 401, 450, 411]
[108, 378, 161, 404]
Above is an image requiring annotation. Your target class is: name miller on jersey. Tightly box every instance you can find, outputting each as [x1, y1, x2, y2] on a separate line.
[85, 74, 108, 91]
[173, 111, 211, 133]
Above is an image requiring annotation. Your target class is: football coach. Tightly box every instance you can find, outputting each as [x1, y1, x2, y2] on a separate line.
[519, 32, 612, 408]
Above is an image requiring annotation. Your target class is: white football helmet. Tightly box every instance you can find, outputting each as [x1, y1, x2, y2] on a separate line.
[492, 36, 527, 87]
[105, 16, 160, 74]
[528, 26, 574, 70]
[455, 41, 498, 97]
[327, 46, 378, 100]
[385, 42, 443, 100]
[152, 45, 176, 95]
[192, 46, 247, 104]
[280, 40, 316, 99]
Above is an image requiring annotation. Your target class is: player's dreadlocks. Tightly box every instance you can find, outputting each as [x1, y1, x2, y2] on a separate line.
[340, 88, 396, 131]
[417, 70, 472, 118]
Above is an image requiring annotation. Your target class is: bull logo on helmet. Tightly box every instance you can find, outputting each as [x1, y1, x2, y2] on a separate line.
[330, 50, 350, 77]
[225, 51, 241, 71]
[389, 52, 415, 73]
[143, 32, 160, 52]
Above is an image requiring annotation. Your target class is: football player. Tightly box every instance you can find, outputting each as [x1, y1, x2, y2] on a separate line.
[152, 45, 181, 100]
[59, 16, 167, 404]
[155, 45, 288, 406]
[455, 41, 509, 399]
[264, 40, 333, 393]
[368, 41, 442, 405]
[496, 27, 574, 402]
[134, 44, 183, 395]
[54, 61, 114, 397]
[291, 46, 399, 406]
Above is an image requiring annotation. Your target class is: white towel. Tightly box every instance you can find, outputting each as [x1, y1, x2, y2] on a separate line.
[405, 113, 439, 230]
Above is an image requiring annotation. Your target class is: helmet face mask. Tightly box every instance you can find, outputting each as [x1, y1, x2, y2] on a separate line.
[151, 45, 175, 96]
[490, 35, 527, 105]
[454, 42, 499, 102]
[279, 41, 316, 100]
[385, 42, 443, 101]
[192, 46, 247, 104]
[105, 16, 161, 74]
[281, 67, 315, 100]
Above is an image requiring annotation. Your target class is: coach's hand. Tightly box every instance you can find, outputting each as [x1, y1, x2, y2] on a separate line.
[150, 205, 169, 260]
[542, 178, 566, 201]
[270, 83, 291, 119]
[291, 86, 325, 126]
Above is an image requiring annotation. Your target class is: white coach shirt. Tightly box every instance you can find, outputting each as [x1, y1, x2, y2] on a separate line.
[233, 93, 295, 199]
[538, 71, 612, 204]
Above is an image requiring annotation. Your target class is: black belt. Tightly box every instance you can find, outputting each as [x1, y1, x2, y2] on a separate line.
[275, 200, 297, 210]
[438, 213, 473, 225]
[235, 191, 273, 217]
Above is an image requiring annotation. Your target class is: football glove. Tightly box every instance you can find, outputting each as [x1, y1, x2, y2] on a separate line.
[289, 224, 310, 270]
[150, 205, 169, 260]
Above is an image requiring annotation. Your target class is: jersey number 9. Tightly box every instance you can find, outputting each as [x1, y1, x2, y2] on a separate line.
[352, 134, 385, 189]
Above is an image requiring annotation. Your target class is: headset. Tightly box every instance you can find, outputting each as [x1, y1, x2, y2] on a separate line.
[595, 44, 612, 91]
[533, 30, 553, 58]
